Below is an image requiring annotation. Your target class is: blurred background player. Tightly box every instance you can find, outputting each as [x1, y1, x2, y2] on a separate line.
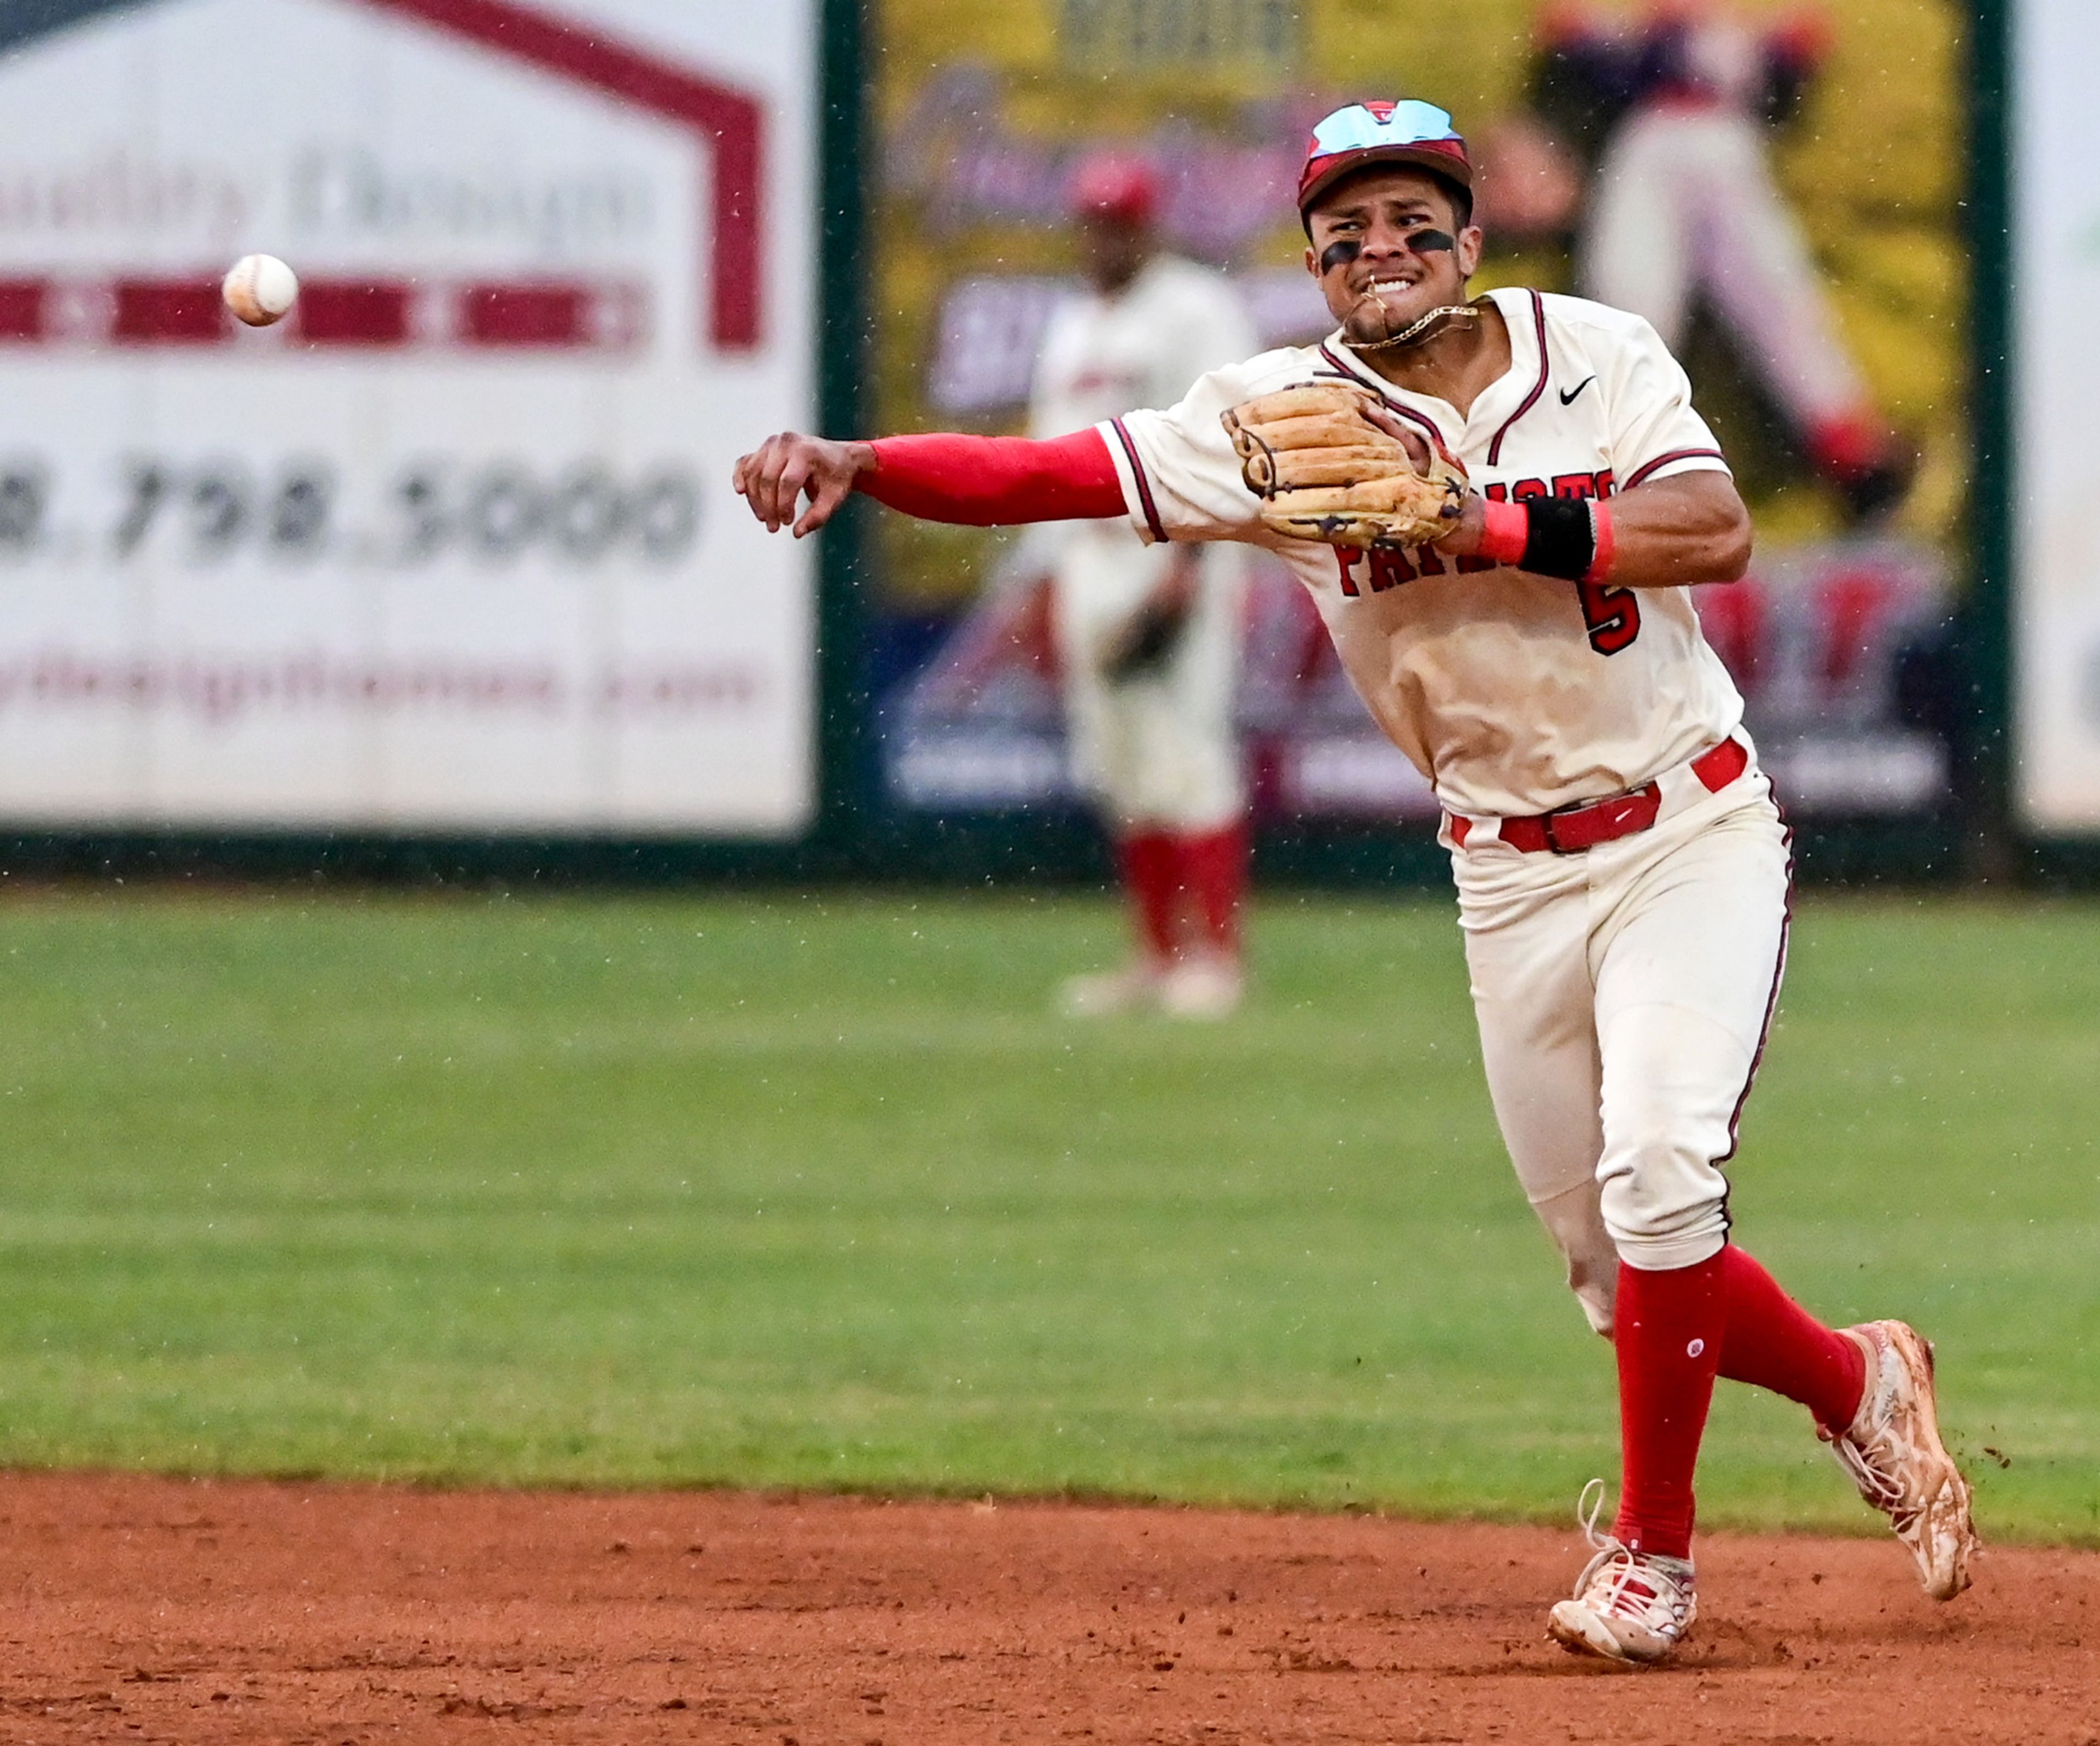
[1026, 154, 1259, 1018]
[1516, 0, 1912, 522]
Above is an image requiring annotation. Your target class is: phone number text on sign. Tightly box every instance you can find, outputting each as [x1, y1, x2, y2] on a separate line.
[0, 458, 704, 569]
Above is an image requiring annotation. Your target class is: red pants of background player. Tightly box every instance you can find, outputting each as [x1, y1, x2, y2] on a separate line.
[1119, 824, 1246, 963]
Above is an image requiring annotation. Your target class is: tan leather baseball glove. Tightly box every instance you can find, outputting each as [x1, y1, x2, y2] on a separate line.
[1221, 382, 1467, 550]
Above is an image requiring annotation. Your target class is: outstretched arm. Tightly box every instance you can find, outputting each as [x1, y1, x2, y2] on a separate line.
[732, 428, 1126, 539]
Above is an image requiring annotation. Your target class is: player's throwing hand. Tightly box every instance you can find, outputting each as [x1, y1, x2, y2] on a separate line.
[732, 433, 874, 537]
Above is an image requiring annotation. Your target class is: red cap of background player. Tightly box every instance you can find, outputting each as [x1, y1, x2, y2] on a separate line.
[1068, 152, 1161, 224]
[1297, 100, 1472, 217]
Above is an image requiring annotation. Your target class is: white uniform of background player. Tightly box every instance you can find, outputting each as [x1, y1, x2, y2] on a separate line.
[1031, 156, 1260, 1018]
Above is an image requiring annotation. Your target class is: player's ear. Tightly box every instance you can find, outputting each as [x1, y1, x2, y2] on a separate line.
[1303, 242, 1320, 281]
[1457, 225, 1485, 279]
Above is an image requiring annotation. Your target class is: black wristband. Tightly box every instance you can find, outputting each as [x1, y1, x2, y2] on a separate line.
[1518, 497, 1597, 581]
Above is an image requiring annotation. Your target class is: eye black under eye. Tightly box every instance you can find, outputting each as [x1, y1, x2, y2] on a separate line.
[1319, 238, 1362, 274]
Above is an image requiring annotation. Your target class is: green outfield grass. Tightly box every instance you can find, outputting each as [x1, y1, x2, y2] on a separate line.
[0, 885, 2093, 1540]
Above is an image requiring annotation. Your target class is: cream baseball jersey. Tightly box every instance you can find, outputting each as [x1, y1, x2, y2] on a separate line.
[1027, 252, 1257, 600]
[1098, 287, 1745, 819]
[1032, 254, 1259, 439]
[1027, 254, 1256, 831]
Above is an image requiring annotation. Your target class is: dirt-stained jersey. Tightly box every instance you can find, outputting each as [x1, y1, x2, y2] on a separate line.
[1097, 286, 1743, 819]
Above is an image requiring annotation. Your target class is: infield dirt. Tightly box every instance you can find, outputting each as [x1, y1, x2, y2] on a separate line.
[0, 1471, 2090, 1744]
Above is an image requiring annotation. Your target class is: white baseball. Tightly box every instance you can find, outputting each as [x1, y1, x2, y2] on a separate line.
[222, 254, 299, 327]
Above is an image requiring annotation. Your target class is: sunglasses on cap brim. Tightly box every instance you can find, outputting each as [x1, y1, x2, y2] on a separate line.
[1307, 100, 1463, 159]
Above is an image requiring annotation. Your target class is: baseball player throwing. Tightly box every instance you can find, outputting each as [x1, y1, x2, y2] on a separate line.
[1030, 153, 1259, 1018]
[733, 98, 1977, 1664]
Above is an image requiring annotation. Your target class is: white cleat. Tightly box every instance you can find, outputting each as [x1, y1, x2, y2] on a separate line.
[1157, 953, 1243, 1020]
[1058, 962, 1162, 1017]
[1824, 1320, 1979, 1600]
[1545, 1481, 1697, 1666]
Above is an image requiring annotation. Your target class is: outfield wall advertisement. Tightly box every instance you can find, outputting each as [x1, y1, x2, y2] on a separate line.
[0, 0, 815, 835]
[2014, 0, 2100, 833]
[870, 0, 1968, 827]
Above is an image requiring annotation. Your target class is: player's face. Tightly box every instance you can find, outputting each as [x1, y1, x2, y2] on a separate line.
[1303, 168, 1483, 347]
[1079, 212, 1152, 294]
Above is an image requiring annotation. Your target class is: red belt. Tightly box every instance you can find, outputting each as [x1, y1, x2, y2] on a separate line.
[1447, 736, 1749, 855]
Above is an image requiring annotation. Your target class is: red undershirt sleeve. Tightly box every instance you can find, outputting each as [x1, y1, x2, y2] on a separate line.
[859, 428, 1126, 526]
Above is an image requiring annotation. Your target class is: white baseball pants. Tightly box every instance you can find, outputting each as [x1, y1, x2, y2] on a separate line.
[1449, 759, 1791, 1335]
[1054, 533, 1245, 832]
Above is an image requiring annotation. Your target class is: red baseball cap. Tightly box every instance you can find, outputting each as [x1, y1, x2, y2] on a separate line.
[1069, 152, 1162, 224]
[1297, 100, 1473, 217]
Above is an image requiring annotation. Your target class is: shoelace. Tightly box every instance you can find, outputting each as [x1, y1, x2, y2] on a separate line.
[1829, 1349, 1927, 1522]
[1566, 1479, 1692, 1631]
[1832, 1429, 1910, 1514]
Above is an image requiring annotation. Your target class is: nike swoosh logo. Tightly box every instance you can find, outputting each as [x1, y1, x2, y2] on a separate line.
[1559, 376, 1597, 405]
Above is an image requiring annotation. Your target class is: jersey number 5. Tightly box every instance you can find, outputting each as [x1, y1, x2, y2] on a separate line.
[1576, 580, 1641, 656]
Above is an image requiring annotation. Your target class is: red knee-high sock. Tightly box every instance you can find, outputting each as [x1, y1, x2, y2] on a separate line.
[1117, 830, 1182, 964]
[1612, 1252, 1726, 1559]
[1177, 823, 1246, 957]
[1716, 1245, 1868, 1434]
[1613, 1245, 1872, 1559]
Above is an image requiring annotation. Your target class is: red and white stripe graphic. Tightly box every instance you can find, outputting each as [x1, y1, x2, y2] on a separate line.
[0, 277, 648, 350]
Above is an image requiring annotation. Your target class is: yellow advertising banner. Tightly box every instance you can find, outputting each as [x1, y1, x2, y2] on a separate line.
[873, 0, 1964, 605]
[870, 0, 1969, 824]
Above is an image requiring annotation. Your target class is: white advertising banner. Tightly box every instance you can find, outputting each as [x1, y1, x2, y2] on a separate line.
[2015, 0, 2100, 830]
[0, 0, 815, 834]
